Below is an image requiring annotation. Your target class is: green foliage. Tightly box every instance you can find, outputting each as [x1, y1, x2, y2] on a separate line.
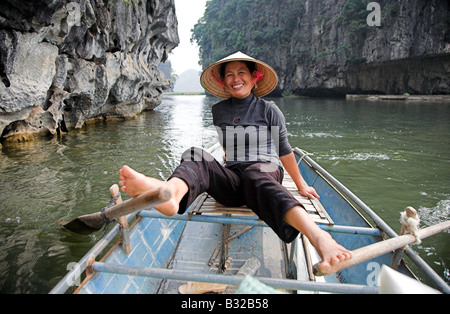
[340, 0, 371, 39]
[190, 0, 389, 70]
[191, 0, 306, 67]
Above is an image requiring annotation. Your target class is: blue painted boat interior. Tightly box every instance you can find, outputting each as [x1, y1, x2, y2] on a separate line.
[78, 217, 186, 294]
[76, 147, 415, 294]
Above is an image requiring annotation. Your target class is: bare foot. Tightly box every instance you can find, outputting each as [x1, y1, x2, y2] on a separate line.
[312, 231, 352, 272]
[284, 206, 352, 273]
[119, 165, 155, 197]
[118, 165, 188, 216]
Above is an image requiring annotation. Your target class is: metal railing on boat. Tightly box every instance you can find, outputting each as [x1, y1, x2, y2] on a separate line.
[50, 211, 379, 294]
[90, 262, 378, 294]
[294, 148, 450, 294]
[138, 210, 382, 236]
[50, 213, 136, 294]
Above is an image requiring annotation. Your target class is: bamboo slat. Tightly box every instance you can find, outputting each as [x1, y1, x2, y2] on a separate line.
[190, 172, 334, 226]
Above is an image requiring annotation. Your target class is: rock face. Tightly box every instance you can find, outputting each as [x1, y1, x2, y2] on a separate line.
[193, 0, 449, 97]
[285, 0, 450, 97]
[0, 0, 179, 143]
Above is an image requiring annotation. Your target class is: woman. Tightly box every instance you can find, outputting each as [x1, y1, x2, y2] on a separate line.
[119, 52, 351, 272]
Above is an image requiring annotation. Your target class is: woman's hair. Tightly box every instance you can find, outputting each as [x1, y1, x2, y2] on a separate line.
[219, 61, 256, 80]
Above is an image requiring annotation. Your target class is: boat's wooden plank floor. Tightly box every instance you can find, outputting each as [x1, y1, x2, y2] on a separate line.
[158, 220, 289, 294]
[190, 172, 334, 226]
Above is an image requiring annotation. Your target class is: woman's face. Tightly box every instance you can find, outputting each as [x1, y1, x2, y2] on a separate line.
[222, 61, 256, 99]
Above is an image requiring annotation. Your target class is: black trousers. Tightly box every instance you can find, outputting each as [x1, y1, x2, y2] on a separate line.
[168, 147, 302, 243]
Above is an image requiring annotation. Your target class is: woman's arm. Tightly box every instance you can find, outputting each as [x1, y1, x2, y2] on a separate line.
[279, 152, 320, 199]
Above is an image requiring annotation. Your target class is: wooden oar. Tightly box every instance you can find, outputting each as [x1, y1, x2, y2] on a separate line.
[59, 186, 172, 235]
[313, 220, 450, 276]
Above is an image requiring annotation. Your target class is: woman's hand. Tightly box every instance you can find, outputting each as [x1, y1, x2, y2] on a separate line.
[298, 184, 320, 200]
[280, 152, 320, 200]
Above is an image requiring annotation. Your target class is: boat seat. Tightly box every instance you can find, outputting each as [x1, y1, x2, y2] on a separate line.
[189, 172, 334, 226]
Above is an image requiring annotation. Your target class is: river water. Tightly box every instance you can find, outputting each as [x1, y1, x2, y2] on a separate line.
[0, 95, 448, 293]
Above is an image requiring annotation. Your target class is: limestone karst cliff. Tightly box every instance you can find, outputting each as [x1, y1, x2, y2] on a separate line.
[192, 0, 449, 97]
[0, 0, 179, 143]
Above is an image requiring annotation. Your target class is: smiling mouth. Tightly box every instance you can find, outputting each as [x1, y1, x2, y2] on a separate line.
[232, 84, 244, 89]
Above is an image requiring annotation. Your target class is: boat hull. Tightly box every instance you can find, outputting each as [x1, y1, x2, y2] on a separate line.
[295, 150, 414, 285]
[60, 145, 420, 294]
[77, 217, 186, 294]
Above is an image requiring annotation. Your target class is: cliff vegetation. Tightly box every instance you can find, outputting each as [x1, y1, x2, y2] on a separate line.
[192, 0, 449, 97]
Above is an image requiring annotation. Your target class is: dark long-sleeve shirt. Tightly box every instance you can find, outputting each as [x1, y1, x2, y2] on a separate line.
[212, 94, 292, 167]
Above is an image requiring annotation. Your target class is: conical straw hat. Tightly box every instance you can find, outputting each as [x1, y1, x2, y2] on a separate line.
[200, 51, 278, 99]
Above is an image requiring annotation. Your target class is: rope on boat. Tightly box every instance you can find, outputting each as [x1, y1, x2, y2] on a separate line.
[400, 206, 421, 244]
[99, 192, 121, 238]
[297, 150, 314, 167]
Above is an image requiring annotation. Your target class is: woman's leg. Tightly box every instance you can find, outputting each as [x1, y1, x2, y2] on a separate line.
[239, 162, 351, 270]
[119, 165, 188, 216]
[119, 147, 242, 216]
[283, 206, 352, 272]
[239, 162, 300, 242]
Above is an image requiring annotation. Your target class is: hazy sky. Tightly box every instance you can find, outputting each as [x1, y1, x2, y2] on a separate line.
[169, 0, 207, 75]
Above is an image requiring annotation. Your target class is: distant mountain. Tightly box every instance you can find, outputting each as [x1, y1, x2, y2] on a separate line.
[173, 69, 204, 93]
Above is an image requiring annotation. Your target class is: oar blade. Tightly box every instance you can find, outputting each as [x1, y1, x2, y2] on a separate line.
[59, 186, 172, 235]
[59, 216, 103, 235]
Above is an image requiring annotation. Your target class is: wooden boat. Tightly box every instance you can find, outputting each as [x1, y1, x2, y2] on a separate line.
[51, 144, 449, 294]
